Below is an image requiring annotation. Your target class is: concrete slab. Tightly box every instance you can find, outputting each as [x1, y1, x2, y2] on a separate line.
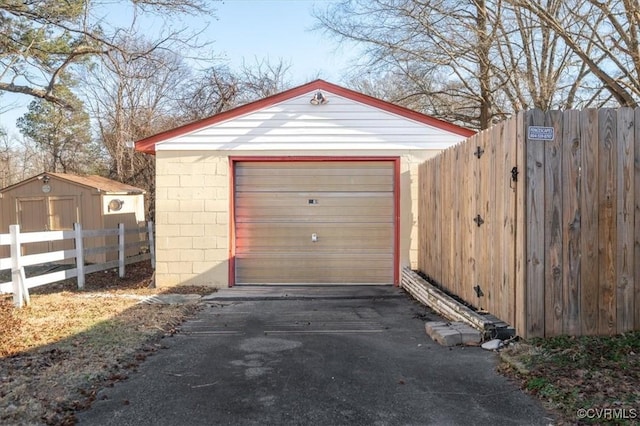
[76, 293, 553, 425]
[203, 285, 407, 301]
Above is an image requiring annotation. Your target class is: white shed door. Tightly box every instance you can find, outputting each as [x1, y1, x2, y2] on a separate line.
[234, 161, 395, 284]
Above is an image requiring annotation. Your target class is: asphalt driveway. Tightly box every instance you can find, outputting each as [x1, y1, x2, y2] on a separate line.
[77, 286, 553, 426]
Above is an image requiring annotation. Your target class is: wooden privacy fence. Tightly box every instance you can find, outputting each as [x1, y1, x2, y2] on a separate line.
[418, 108, 640, 338]
[0, 222, 155, 307]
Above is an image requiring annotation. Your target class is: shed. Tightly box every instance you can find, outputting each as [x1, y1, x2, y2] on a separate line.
[136, 79, 474, 288]
[0, 172, 146, 263]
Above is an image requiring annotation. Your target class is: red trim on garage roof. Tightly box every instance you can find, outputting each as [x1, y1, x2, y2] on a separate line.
[135, 79, 475, 154]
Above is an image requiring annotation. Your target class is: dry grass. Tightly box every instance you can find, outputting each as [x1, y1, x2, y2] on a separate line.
[0, 262, 211, 425]
[499, 334, 640, 425]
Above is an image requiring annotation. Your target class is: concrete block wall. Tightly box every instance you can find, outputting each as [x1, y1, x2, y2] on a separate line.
[154, 150, 441, 288]
[155, 151, 229, 287]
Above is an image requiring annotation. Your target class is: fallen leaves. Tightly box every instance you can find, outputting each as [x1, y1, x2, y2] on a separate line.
[499, 333, 640, 424]
[0, 261, 206, 425]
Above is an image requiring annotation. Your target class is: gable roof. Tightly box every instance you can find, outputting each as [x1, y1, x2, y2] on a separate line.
[135, 79, 475, 154]
[0, 172, 145, 194]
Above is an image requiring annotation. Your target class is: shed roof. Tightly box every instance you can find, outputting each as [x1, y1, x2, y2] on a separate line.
[135, 79, 475, 154]
[0, 172, 145, 194]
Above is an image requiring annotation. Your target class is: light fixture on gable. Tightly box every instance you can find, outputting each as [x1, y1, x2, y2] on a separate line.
[108, 199, 124, 212]
[310, 91, 328, 105]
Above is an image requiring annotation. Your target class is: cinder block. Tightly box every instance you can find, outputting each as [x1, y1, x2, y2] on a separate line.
[204, 224, 227, 237]
[156, 175, 180, 187]
[180, 199, 205, 213]
[192, 237, 215, 250]
[215, 212, 229, 224]
[180, 174, 205, 187]
[156, 274, 181, 287]
[204, 249, 227, 261]
[425, 321, 482, 347]
[425, 321, 448, 335]
[449, 322, 482, 345]
[192, 212, 218, 224]
[180, 224, 205, 237]
[433, 328, 462, 346]
[205, 199, 228, 212]
[180, 249, 205, 262]
[204, 175, 228, 187]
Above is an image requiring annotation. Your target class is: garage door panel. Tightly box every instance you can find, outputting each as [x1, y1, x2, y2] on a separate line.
[235, 223, 393, 240]
[236, 263, 394, 284]
[237, 161, 394, 173]
[236, 253, 394, 263]
[236, 240, 394, 251]
[235, 192, 393, 208]
[235, 206, 394, 221]
[236, 227, 393, 251]
[236, 174, 393, 188]
[236, 183, 394, 193]
[242, 270, 393, 285]
[234, 160, 396, 285]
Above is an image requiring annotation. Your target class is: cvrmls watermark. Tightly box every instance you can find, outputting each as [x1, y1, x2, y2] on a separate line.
[577, 408, 637, 420]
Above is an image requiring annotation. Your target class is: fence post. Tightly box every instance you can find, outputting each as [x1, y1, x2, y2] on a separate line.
[9, 224, 29, 307]
[74, 223, 85, 289]
[148, 221, 155, 269]
[119, 223, 125, 278]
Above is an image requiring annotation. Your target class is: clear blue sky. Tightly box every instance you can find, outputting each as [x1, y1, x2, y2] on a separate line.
[211, 0, 351, 83]
[0, 0, 354, 138]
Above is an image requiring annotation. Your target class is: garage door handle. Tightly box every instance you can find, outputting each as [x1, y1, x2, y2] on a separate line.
[311, 233, 318, 242]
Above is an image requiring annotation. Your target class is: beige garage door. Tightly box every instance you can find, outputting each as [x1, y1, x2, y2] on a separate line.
[234, 161, 396, 284]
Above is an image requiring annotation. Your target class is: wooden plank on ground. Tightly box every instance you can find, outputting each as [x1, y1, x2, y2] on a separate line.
[562, 109, 582, 336]
[598, 108, 618, 335]
[616, 108, 635, 333]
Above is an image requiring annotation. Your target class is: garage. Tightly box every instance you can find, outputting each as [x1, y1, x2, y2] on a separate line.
[135, 79, 474, 289]
[233, 159, 398, 284]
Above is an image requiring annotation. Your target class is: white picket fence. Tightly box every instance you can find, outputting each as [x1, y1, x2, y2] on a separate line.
[0, 222, 155, 307]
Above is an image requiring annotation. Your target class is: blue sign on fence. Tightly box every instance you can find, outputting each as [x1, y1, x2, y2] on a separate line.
[527, 126, 555, 141]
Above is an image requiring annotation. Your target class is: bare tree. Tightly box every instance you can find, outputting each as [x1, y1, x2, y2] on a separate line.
[179, 58, 293, 122]
[0, 0, 211, 108]
[314, 0, 602, 128]
[82, 37, 193, 220]
[0, 132, 51, 186]
[237, 58, 293, 101]
[508, 0, 640, 107]
[178, 65, 240, 121]
[314, 0, 504, 128]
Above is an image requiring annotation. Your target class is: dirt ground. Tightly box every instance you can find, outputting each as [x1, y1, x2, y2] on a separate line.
[0, 261, 211, 425]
